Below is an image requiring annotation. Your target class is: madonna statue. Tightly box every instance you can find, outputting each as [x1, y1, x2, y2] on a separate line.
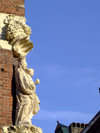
[15, 57, 40, 125]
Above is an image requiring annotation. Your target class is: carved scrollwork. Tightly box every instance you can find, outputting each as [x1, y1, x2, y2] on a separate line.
[4, 14, 33, 58]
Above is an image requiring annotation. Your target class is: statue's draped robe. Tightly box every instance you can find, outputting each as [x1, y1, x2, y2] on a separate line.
[15, 67, 40, 125]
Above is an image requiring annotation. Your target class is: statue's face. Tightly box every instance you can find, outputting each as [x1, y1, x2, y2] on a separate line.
[22, 60, 27, 70]
[28, 69, 34, 76]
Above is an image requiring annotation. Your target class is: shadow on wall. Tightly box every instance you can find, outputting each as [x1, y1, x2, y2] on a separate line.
[11, 65, 17, 125]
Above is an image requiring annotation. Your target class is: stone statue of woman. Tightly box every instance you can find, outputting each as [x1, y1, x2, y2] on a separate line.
[15, 57, 40, 126]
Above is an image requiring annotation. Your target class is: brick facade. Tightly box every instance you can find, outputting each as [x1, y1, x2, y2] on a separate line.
[0, 0, 25, 132]
[0, 49, 18, 133]
[0, 0, 25, 16]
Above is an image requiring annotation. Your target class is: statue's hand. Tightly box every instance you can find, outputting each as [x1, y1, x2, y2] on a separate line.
[35, 79, 40, 85]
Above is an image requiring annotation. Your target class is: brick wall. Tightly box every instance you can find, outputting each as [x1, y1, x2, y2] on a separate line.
[0, 0, 25, 132]
[0, 0, 25, 16]
[0, 49, 18, 132]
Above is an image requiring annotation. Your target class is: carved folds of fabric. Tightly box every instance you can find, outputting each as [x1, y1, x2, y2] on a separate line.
[15, 63, 40, 125]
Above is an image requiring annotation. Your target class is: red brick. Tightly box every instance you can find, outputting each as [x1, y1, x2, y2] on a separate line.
[0, 0, 25, 16]
[0, 49, 18, 132]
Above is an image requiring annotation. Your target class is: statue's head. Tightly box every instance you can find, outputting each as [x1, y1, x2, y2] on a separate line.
[26, 68, 34, 76]
[19, 57, 27, 70]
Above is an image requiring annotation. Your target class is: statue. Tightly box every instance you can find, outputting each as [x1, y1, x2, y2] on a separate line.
[15, 57, 40, 125]
[2, 14, 43, 133]
[4, 14, 33, 58]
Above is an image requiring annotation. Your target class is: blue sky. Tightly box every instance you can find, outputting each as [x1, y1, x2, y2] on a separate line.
[25, 0, 100, 133]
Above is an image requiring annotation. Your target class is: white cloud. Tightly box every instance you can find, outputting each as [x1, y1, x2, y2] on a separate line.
[39, 64, 100, 91]
[32, 110, 94, 123]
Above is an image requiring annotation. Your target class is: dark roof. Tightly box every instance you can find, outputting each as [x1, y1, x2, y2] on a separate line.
[55, 121, 70, 133]
[81, 111, 100, 133]
[57, 121, 68, 128]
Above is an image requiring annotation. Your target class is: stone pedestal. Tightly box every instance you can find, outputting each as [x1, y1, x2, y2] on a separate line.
[2, 125, 42, 133]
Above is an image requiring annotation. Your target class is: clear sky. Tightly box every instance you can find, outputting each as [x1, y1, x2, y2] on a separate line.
[25, 0, 100, 133]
